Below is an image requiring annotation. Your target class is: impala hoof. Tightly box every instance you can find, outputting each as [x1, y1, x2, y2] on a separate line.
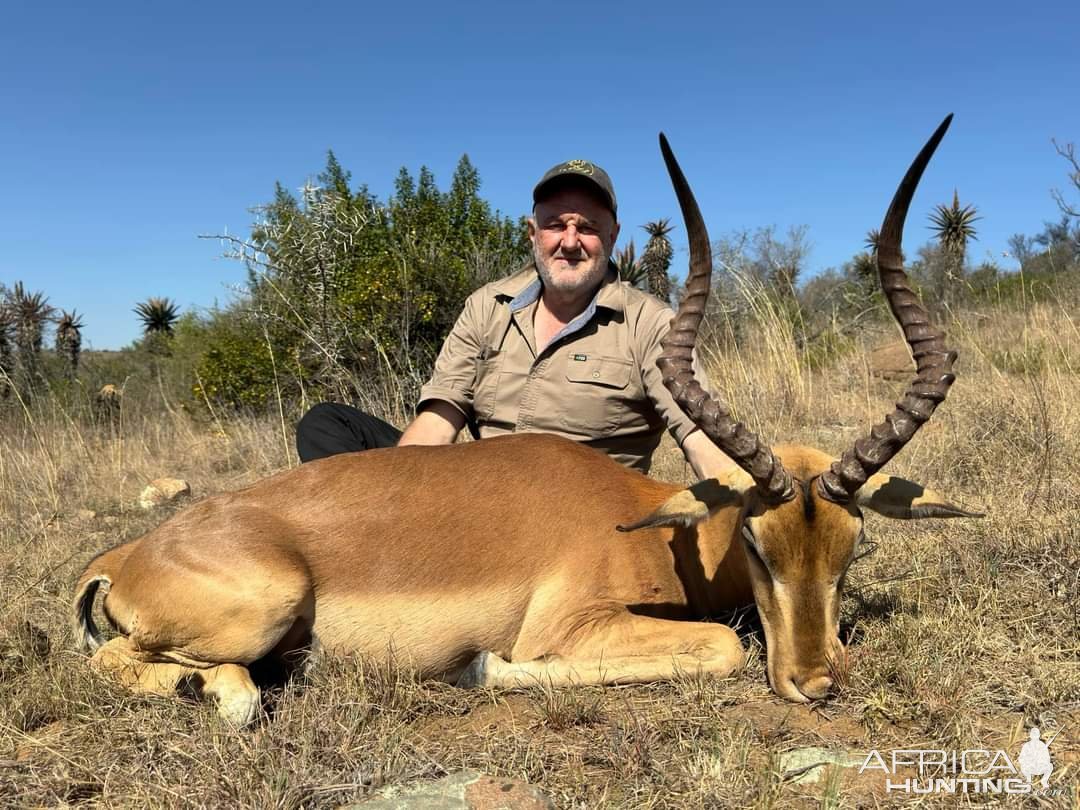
[797, 675, 835, 701]
[457, 652, 490, 688]
[214, 690, 262, 727]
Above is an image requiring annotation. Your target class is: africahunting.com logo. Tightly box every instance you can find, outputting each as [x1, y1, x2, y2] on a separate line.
[860, 727, 1063, 795]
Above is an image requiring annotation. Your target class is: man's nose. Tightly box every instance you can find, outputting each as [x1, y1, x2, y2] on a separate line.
[560, 224, 581, 252]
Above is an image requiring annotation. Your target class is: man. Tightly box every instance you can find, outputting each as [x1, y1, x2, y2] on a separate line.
[296, 159, 735, 480]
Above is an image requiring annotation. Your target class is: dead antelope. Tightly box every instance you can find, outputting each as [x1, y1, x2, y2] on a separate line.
[73, 117, 979, 725]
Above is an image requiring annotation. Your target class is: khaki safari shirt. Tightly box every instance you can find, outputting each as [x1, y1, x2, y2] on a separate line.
[418, 262, 708, 473]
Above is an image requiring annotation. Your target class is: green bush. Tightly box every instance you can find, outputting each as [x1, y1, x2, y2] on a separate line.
[195, 152, 529, 413]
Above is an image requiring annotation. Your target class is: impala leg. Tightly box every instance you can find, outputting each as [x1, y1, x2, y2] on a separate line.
[89, 636, 261, 726]
[192, 663, 261, 726]
[91, 636, 196, 693]
[459, 614, 745, 688]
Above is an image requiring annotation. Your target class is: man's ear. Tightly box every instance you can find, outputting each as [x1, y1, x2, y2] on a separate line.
[609, 220, 621, 247]
[526, 217, 537, 242]
[856, 473, 984, 520]
[617, 477, 748, 532]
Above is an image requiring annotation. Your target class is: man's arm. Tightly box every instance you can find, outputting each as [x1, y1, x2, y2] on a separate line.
[681, 429, 738, 481]
[636, 302, 738, 480]
[405, 286, 492, 446]
[397, 401, 466, 446]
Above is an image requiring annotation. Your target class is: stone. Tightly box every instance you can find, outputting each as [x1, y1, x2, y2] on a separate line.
[868, 341, 914, 381]
[138, 478, 191, 510]
[779, 746, 864, 785]
[75, 509, 97, 522]
[345, 770, 555, 810]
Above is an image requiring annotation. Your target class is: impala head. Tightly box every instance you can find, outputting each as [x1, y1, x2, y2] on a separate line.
[626, 118, 982, 702]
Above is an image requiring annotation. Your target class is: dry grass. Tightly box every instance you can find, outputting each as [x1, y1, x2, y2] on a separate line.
[2, 292, 1078, 808]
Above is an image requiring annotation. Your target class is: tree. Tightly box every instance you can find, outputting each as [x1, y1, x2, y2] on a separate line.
[0, 294, 12, 399]
[847, 228, 885, 303]
[613, 239, 646, 287]
[134, 297, 181, 335]
[54, 309, 84, 381]
[1007, 233, 1035, 270]
[710, 226, 811, 345]
[743, 225, 810, 302]
[318, 150, 352, 199]
[1051, 138, 1079, 220]
[201, 152, 529, 410]
[8, 281, 54, 395]
[927, 190, 979, 308]
[864, 228, 881, 256]
[640, 219, 675, 304]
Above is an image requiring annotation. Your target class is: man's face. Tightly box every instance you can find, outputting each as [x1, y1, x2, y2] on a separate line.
[528, 186, 620, 299]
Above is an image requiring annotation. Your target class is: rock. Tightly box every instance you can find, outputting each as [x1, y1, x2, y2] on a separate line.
[867, 341, 914, 381]
[346, 770, 555, 810]
[75, 509, 97, 522]
[779, 746, 864, 785]
[138, 478, 191, 510]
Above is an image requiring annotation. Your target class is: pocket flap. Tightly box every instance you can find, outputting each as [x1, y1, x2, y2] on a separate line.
[565, 355, 632, 389]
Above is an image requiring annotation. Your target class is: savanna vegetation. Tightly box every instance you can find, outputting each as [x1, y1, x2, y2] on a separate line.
[1, 142, 1078, 807]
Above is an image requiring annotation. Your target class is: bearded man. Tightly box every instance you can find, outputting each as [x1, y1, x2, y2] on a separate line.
[296, 159, 735, 479]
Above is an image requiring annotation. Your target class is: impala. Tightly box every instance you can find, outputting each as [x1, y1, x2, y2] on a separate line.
[74, 116, 979, 725]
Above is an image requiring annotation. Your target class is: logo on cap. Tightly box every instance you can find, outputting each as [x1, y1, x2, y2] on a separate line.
[562, 159, 595, 176]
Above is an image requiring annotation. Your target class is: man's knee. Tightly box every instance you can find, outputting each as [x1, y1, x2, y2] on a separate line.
[298, 402, 353, 433]
[296, 403, 400, 462]
[296, 403, 365, 461]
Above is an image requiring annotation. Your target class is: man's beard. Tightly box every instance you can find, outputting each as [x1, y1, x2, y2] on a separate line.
[533, 244, 610, 297]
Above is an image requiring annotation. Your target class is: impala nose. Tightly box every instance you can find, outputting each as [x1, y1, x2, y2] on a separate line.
[797, 675, 835, 700]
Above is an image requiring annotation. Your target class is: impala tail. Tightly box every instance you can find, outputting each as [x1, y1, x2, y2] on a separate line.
[72, 543, 134, 653]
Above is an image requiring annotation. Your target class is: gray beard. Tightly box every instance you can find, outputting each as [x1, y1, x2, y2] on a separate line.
[533, 245, 610, 297]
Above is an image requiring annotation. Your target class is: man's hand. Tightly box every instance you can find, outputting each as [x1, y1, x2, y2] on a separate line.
[681, 430, 738, 481]
[397, 401, 467, 446]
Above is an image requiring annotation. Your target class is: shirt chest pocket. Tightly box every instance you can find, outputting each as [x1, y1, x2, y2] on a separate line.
[558, 355, 635, 437]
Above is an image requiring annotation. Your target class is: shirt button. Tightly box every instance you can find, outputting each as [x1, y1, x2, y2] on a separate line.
[592, 371, 600, 378]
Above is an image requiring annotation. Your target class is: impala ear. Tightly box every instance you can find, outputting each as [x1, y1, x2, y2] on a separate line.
[617, 474, 750, 532]
[856, 474, 984, 520]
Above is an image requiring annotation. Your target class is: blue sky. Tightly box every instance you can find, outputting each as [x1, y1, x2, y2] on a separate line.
[2, 1, 1077, 349]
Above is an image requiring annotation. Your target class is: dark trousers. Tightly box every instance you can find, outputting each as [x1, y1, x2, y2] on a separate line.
[296, 403, 402, 462]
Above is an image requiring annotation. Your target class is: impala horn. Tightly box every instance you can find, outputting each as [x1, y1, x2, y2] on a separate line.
[818, 114, 958, 502]
[657, 134, 795, 503]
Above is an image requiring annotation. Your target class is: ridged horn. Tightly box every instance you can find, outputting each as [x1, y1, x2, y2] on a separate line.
[656, 134, 795, 503]
[818, 114, 958, 502]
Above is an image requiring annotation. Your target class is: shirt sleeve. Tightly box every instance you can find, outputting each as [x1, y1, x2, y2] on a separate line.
[636, 302, 713, 447]
[417, 289, 489, 419]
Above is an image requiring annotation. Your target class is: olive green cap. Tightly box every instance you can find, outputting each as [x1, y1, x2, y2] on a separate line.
[532, 159, 617, 215]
